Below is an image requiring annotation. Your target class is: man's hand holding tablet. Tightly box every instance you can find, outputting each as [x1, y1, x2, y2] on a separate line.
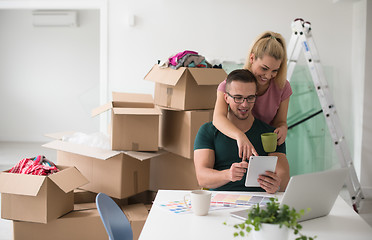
[245, 156, 278, 187]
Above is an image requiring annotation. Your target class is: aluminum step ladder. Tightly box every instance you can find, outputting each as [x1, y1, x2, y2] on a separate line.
[286, 18, 364, 212]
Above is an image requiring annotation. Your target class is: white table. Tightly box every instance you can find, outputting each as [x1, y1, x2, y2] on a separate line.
[139, 190, 372, 240]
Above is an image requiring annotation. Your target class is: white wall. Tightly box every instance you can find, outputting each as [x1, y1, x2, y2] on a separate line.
[108, 0, 354, 141]
[0, 9, 100, 142]
[361, 0, 372, 195]
[352, 1, 366, 185]
[0, 0, 355, 145]
[0, 0, 370, 191]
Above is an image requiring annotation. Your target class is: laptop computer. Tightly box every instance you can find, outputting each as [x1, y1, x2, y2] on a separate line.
[230, 168, 348, 222]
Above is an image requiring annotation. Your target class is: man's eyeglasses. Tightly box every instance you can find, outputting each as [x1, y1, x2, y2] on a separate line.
[226, 92, 257, 103]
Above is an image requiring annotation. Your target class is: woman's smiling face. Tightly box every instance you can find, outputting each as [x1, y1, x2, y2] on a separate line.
[250, 54, 282, 87]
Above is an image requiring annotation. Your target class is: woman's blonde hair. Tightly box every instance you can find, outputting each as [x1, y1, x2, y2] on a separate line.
[243, 31, 287, 89]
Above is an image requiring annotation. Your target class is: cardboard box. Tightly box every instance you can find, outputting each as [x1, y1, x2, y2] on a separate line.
[92, 92, 161, 151]
[0, 166, 88, 223]
[127, 190, 157, 205]
[122, 203, 149, 240]
[72, 189, 131, 208]
[150, 152, 200, 191]
[13, 202, 149, 240]
[112, 190, 157, 208]
[160, 108, 213, 159]
[74, 188, 97, 204]
[144, 64, 227, 110]
[13, 203, 106, 240]
[43, 139, 164, 199]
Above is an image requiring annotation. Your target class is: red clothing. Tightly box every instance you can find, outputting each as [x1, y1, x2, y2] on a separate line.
[9, 155, 59, 176]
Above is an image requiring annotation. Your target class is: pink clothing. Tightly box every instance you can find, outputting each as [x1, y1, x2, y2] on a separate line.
[217, 79, 292, 125]
[217, 79, 227, 92]
[168, 50, 198, 66]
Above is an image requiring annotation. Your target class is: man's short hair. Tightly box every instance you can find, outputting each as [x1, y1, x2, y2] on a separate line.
[225, 69, 257, 92]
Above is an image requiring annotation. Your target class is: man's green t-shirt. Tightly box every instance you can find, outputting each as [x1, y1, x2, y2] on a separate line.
[194, 119, 286, 192]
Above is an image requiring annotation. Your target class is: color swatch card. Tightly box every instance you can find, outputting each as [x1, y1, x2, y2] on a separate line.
[157, 199, 231, 214]
[211, 193, 271, 207]
[157, 200, 191, 214]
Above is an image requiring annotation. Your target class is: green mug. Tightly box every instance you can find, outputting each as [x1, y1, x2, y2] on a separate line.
[261, 132, 278, 152]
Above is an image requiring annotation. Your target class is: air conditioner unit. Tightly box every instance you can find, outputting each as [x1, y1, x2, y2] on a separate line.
[32, 10, 78, 27]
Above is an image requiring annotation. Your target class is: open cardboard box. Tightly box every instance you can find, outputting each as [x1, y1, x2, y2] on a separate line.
[43, 134, 165, 199]
[13, 202, 149, 240]
[0, 166, 88, 223]
[144, 64, 227, 110]
[92, 92, 161, 151]
[159, 108, 213, 159]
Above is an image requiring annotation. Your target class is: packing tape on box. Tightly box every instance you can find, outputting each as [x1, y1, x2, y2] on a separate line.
[166, 88, 173, 107]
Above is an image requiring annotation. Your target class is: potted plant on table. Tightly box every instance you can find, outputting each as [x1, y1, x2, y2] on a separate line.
[225, 198, 316, 240]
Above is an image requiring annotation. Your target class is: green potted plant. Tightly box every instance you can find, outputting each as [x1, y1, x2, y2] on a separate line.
[225, 198, 316, 240]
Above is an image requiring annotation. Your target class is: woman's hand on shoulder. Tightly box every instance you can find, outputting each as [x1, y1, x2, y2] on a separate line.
[237, 133, 258, 161]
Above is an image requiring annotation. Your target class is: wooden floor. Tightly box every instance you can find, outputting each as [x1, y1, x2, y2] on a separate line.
[0, 141, 371, 240]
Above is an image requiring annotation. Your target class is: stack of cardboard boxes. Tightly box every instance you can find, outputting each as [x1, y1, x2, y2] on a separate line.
[144, 64, 227, 190]
[0, 64, 227, 239]
[44, 92, 163, 200]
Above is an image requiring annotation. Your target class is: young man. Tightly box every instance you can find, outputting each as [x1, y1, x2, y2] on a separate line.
[193, 69, 290, 193]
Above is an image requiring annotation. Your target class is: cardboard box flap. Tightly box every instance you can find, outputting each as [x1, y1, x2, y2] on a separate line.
[112, 107, 162, 116]
[121, 203, 149, 221]
[188, 68, 227, 85]
[42, 140, 121, 160]
[0, 172, 46, 196]
[144, 64, 187, 86]
[42, 140, 164, 161]
[91, 102, 113, 117]
[123, 148, 167, 161]
[157, 105, 184, 111]
[44, 131, 76, 140]
[92, 93, 155, 117]
[48, 166, 89, 193]
[112, 92, 154, 108]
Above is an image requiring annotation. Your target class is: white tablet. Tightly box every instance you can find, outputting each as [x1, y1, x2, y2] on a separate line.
[245, 156, 278, 187]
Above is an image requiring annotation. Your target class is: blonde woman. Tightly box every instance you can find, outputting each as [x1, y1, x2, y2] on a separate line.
[213, 31, 292, 160]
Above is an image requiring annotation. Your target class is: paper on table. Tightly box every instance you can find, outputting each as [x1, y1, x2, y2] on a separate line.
[210, 193, 272, 207]
[156, 199, 231, 214]
[156, 193, 271, 214]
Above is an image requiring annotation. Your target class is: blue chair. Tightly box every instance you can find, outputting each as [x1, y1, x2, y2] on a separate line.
[96, 192, 133, 240]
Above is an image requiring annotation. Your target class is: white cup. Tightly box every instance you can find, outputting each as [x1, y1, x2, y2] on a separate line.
[184, 190, 211, 216]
